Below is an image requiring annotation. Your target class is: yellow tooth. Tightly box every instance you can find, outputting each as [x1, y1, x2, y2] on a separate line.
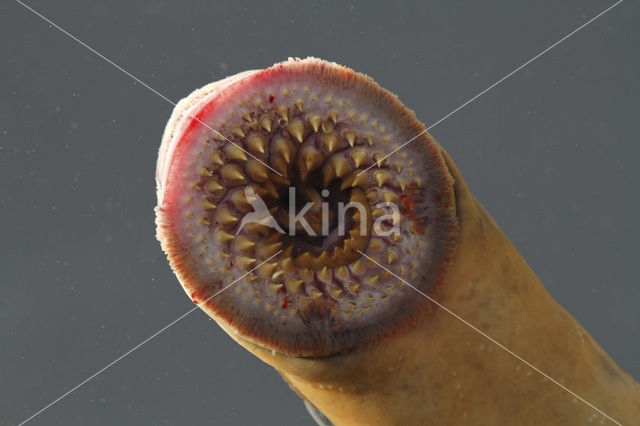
[351, 260, 364, 274]
[308, 287, 323, 299]
[216, 230, 234, 243]
[325, 96, 334, 104]
[276, 106, 288, 121]
[258, 262, 277, 277]
[210, 152, 224, 167]
[206, 179, 223, 195]
[400, 265, 408, 277]
[322, 164, 336, 186]
[199, 167, 212, 177]
[344, 131, 357, 147]
[352, 173, 369, 187]
[414, 177, 423, 187]
[199, 217, 210, 226]
[213, 132, 225, 142]
[383, 191, 398, 203]
[332, 157, 351, 177]
[294, 99, 303, 111]
[280, 257, 295, 273]
[398, 179, 408, 191]
[273, 137, 293, 163]
[286, 279, 303, 293]
[375, 171, 390, 187]
[340, 175, 354, 190]
[372, 208, 384, 218]
[227, 145, 248, 161]
[308, 115, 322, 132]
[370, 239, 382, 250]
[364, 133, 374, 145]
[218, 209, 238, 227]
[337, 266, 349, 279]
[351, 150, 367, 168]
[394, 162, 403, 173]
[302, 149, 323, 172]
[288, 119, 306, 143]
[318, 266, 331, 282]
[259, 117, 273, 132]
[247, 134, 267, 154]
[238, 256, 256, 269]
[329, 286, 343, 299]
[349, 282, 360, 294]
[322, 133, 339, 152]
[321, 120, 334, 133]
[231, 127, 245, 138]
[261, 242, 283, 257]
[393, 233, 402, 243]
[373, 153, 386, 167]
[368, 275, 380, 285]
[301, 268, 313, 281]
[246, 160, 269, 182]
[387, 252, 398, 265]
[262, 181, 279, 198]
[272, 270, 285, 280]
[296, 252, 315, 268]
[222, 164, 246, 182]
[236, 236, 255, 253]
[328, 110, 338, 123]
[229, 189, 250, 210]
[366, 190, 378, 202]
[201, 199, 216, 210]
[269, 283, 284, 294]
[242, 112, 252, 122]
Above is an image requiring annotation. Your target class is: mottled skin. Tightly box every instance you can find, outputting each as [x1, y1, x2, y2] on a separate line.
[157, 59, 640, 425]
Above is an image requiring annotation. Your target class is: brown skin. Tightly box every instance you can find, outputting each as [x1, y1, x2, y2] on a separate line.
[221, 148, 640, 425]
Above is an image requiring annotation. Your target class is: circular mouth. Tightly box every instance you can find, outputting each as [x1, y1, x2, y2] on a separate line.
[156, 58, 457, 356]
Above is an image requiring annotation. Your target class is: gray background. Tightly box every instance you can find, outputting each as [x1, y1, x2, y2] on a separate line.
[1, 1, 638, 425]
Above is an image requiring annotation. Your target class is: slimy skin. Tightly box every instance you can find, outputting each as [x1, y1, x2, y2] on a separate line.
[156, 58, 640, 425]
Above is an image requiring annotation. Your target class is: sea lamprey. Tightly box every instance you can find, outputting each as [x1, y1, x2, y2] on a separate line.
[156, 58, 640, 425]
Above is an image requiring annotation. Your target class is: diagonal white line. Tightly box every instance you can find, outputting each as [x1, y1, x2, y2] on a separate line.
[17, 250, 283, 426]
[357, 0, 624, 177]
[14, 0, 284, 177]
[357, 250, 623, 426]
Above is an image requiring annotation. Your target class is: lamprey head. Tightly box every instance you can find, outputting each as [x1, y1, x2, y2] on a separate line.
[156, 58, 457, 356]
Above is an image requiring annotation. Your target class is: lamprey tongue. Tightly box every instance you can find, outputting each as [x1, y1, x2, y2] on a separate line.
[155, 57, 456, 356]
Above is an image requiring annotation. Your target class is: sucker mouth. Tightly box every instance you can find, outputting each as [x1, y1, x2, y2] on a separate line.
[156, 58, 457, 356]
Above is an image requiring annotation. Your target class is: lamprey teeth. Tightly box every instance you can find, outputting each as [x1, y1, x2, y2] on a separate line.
[246, 160, 269, 182]
[209, 152, 224, 167]
[156, 57, 457, 357]
[238, 257, 256, 270]
[231, 126, 245, 138]
[235, 236, 255, 253]
[226, 144, 248, 161]
[287, 118, 306, 143]
[375, 170, 390, 187]
[247, 134, 267, 154]
[259, 116, 273, 132]
[322, 132, 339, 152]
[344, 130, 357, 146]
[216, 230, 235, 243]
[307, 115, 322, 132]
[222, 164, 246, 183]
[218, 209, 239, 227]
[201, 199, 216, 210]
[206, 179, 223, 195]
[351, 150, 368, 168]
[286, 279, 303, 293]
